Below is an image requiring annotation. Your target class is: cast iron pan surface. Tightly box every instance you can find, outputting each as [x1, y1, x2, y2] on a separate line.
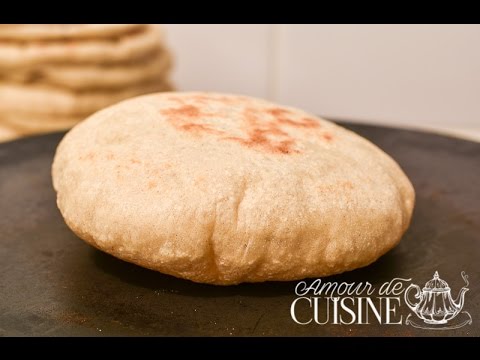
[0, 122, 478, 336]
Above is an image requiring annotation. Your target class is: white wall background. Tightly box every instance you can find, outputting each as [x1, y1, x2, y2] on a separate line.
[164, 24, 480, 140]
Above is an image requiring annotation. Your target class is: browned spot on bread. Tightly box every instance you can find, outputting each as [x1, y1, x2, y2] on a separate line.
[344, 181, 354, 189]
[269, 108, 334, 145]
[276, 139, 297, 154]
[264, 123, 289, 137]
[277, 117, 318, 128]
[147, 180, 157, 189]
[130, 158, 141, 164]
[162, 104, 201, 118]
[179, 123, 224, 136]
[323, 133, 333, 141]
[224, 109, 300, 154]
[163, 104, 225, 136]
[80, 151, 96, 161]
[162, 101, 327, 154]
[268, 108, 320, 129]
[226, 134, 299, 155]
[267, 108, 292, 117]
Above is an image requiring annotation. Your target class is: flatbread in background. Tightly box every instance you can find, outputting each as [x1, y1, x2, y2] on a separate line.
[0, 123, 19, 142]
[0, 112, 85, 135]
[52, 92, 415, 285]
[0, 25, 163, 69]
[0, 24, 147, 40]
[0, 80, 174, 115]
[0, 50, 173, 90]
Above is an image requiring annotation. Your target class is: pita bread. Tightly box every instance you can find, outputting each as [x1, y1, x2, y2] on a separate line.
[0, 80, 173, 115]
[0, 123, 19, 142]
[0, 25, 163, 69]
[52, 92, 415, 285]
[0, 24, 146, 40]
[0, 50, 173, 90]
[0, 112, 85, 134]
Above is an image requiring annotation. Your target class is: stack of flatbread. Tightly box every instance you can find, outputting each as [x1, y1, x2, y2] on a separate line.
[0, 24, 173, 142]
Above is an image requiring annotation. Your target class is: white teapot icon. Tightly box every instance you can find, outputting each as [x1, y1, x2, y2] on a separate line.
[405, 271, 469, 325]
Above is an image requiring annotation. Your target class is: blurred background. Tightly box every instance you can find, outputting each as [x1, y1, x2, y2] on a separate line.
[165, 24, 480, 141]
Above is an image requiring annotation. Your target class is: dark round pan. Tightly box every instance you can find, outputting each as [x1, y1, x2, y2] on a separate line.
[0, 122, 478, 336]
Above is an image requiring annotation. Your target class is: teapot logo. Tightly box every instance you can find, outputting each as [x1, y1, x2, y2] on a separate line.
[404, 271, 472, 330]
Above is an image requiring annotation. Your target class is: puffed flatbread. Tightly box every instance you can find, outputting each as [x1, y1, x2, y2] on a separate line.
[52, 92, 415, 285]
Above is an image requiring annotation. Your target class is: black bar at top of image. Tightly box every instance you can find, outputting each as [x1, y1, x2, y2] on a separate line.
[0, 2, 479, 24]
